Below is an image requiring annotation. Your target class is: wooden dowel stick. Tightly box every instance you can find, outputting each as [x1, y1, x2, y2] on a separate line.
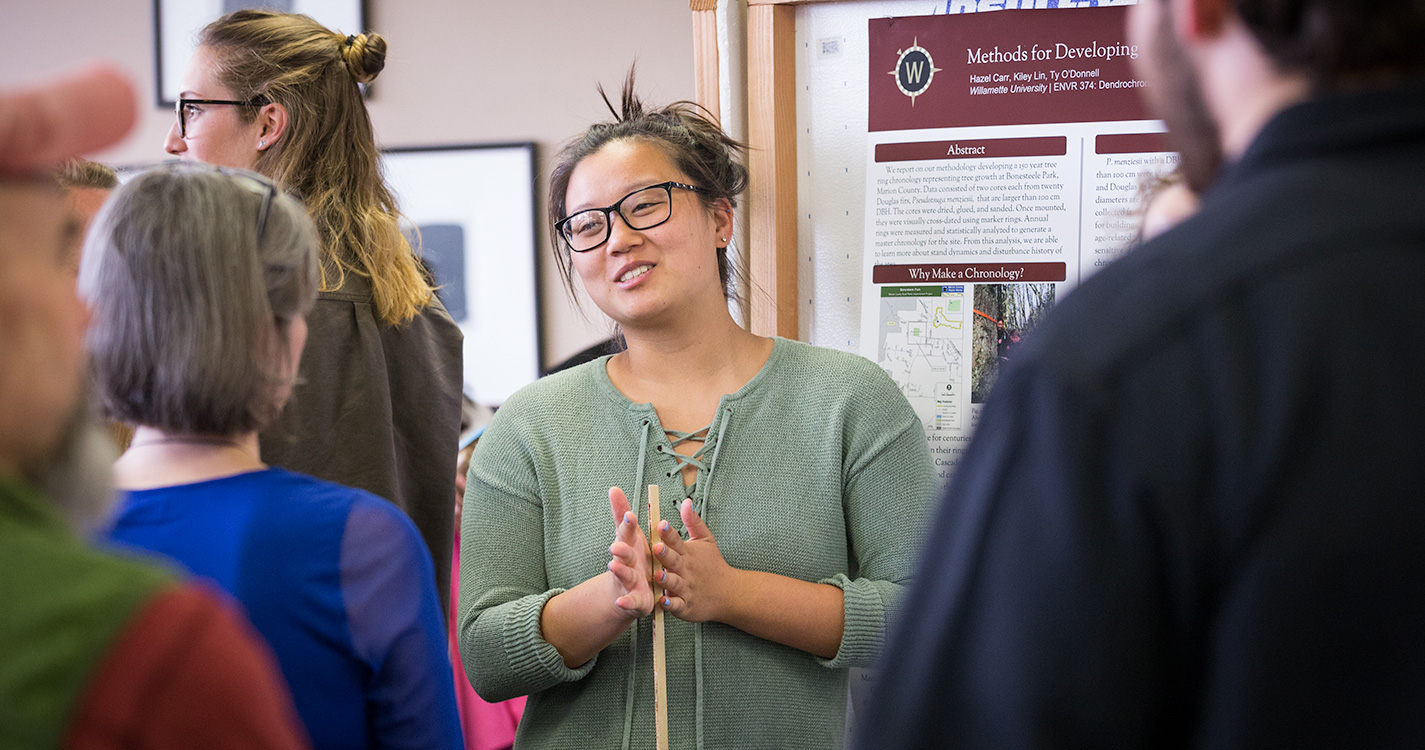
[649, 484, 669, 750]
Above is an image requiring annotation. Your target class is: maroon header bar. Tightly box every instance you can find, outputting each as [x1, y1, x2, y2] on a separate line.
[869, 8, 1151, 132]
[876, 135, 1066, 163]
[1095, 132, 1170, 154]
[872, 262, 1067, 284]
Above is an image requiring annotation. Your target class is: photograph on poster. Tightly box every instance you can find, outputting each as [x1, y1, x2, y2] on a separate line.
[382, 144, 541, 407]
[154, 0, 363, 105]
[970, 283, 1055, 402]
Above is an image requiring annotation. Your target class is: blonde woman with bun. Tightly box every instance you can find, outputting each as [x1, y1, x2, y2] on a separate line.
[163, 10, 463, 604]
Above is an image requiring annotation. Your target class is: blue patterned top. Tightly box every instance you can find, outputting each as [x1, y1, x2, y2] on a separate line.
[107, 467, 462, 749]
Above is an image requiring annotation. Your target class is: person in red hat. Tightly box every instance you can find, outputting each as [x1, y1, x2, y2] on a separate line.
[0, 65, 308, 749]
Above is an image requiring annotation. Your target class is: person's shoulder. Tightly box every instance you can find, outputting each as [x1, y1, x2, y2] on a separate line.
[471, 359, 618, 475]
[343, 485, 421, 530]
[408, 290, 463, 338]
[1019, 224, 1219, 386]
[263, 466, 378, 500]
[118, 581, 244, 640]
[754, 338, 915, 424]
[313, 267, 373, 305]
[1028, 131, 1415, 382]
[10, 516, 176, 596]
[263, 468, 425, 552]
[495, 356, 611, 416]
[256, 467, 390, 519]
[312, 272, 461, 344]
[69, 582, 308, 749]
[772, 337, 879, 373]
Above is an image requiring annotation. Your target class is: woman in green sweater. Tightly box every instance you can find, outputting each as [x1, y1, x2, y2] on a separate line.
[457, 74, 936, 750]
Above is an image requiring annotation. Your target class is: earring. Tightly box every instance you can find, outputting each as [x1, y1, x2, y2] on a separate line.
[721, 237, 728, 242]
[259, 140, 267, 149]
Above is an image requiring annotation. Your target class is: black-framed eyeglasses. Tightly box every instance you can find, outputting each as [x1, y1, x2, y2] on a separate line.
[214, 167, 279, 243]
[175, 96, 269, 139]
[556, 181, 710, 253]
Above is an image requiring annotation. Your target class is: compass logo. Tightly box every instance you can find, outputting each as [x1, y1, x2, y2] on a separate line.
[889, 38, 943, 105]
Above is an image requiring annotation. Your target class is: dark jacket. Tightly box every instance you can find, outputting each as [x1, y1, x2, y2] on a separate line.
[262, 266, 463, 611]
[859, 79, 1425, 749]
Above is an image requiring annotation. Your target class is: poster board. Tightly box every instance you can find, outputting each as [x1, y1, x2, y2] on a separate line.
[732, 0, 1175, 484]
[382, 143, 542, 406]
[858, 4, 1178, 483]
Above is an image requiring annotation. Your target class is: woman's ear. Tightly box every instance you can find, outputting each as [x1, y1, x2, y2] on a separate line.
[255, 101, 288, 151]
[284, 316, 308, 377]
[711, 198, 734, 247]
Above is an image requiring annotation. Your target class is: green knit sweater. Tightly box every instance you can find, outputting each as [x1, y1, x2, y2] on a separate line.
[458, 338, 936, 750]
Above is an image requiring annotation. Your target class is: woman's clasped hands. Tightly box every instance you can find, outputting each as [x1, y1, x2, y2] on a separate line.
[605, 487, 735, 623]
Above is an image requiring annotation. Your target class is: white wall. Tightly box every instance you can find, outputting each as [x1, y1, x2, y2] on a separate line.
[2, 0, 697, 368]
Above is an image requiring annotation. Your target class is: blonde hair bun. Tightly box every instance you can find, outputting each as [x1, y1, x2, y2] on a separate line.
[341, 32, 387, 84]
[200, 9, 434, 323]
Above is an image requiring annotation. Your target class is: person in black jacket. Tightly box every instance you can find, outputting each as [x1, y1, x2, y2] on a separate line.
[858, 0, 1425, 747]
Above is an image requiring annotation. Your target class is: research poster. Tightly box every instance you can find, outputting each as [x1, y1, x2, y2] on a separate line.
[861, 6, 1178, 483]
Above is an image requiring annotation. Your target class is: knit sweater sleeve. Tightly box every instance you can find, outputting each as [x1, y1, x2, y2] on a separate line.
[457, 404, 597, 702]
[816, 359, 937, 670]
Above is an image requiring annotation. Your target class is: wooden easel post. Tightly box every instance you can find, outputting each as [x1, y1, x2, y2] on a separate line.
[649, 484, 669, 750]
[691, 0, 721, 123]
[747, 2, 799, 338]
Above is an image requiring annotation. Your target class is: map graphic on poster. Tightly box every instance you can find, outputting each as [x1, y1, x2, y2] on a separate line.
[860, 6, 1178, 483]
[878, 286, 967, 432]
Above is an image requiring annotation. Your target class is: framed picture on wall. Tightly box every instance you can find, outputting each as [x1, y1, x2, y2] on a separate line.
[382, 143, 544, 406]
[154, 0, 366, 106]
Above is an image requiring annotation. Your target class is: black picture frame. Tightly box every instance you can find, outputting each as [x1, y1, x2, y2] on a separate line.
[382, 143, 545, 406]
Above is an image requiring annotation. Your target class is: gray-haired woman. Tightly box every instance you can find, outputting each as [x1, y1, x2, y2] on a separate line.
[82, 162, 462, 749]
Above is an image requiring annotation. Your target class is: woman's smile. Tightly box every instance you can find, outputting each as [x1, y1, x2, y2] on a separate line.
[615, 262, 654, 286]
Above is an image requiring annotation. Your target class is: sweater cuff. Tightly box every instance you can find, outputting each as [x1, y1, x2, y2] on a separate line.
[816, 574, 886, 669]
[503, 589, 598, 685]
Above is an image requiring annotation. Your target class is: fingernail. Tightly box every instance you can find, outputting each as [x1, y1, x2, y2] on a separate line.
[663, 597, 671, 607]
[659, 570, 666, 582]
[660, 521, 669, 531]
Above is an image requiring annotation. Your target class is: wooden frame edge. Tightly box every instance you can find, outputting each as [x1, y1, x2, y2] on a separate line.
[693, 8, 721, 121]
[746, 3, 798, 338]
